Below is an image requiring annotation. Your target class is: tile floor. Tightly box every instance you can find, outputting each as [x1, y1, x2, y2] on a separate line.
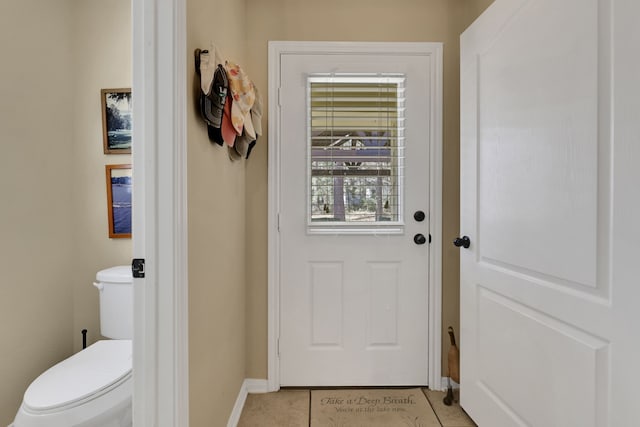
[238, 388, 476, 427]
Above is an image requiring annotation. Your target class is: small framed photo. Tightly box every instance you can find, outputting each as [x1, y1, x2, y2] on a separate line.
[105, 164, 132, 238]
[101, 88, 132, 154]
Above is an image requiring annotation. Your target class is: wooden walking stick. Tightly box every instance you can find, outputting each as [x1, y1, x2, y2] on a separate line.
[443, 326, 460, 406]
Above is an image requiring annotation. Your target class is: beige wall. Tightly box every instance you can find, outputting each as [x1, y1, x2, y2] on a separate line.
[186, 0, 249, 424]
[244, 0, 495, 379]
[0, 2, 74, 422]
[0, 0, 131, 422]
[70, 0, 132, 352]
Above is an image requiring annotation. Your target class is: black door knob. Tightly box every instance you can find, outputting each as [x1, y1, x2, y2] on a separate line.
[414, 233, 427, 245]
[414, 210, 426, 222]
[453, 236, 471, 249]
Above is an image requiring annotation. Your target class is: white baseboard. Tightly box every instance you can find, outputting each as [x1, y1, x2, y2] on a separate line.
[227, 379, 270, 427]
[440, 377, 460, 391]
[245, 378, 269, 394]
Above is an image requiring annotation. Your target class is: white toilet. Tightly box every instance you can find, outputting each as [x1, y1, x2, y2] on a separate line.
[12, 266, 133, 427]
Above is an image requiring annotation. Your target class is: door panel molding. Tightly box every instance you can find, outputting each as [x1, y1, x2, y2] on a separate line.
[268, 41, 443, 391]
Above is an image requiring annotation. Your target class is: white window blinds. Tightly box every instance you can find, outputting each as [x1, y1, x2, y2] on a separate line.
[308, 74, 405, 228]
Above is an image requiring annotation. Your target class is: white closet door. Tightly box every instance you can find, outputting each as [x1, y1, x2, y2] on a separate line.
[460, 0, 640, 425]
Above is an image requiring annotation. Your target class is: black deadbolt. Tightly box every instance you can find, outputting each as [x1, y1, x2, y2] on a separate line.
[414, 210, 426, 222]
[414, 233, 427, 245]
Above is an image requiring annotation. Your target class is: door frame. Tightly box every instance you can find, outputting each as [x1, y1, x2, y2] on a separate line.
[267, 41, 443, 391]
[132, 0, 189, 424]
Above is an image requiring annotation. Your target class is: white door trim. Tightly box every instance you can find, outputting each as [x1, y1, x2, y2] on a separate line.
[267, 41, 443, 391]
[132, 0, 189, 425]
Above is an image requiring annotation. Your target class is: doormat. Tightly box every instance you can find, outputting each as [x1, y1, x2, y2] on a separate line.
[310, 388, 440, 427]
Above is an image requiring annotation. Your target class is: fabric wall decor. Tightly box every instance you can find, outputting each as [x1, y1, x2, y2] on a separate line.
[195, 45, 263, 160]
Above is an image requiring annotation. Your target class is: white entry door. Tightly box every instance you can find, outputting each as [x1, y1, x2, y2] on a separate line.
[460, 0, 640, 426]
[274, 43, 442, 386]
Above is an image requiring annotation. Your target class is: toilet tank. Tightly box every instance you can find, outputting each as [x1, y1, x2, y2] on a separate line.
[94, 266, 133, 339]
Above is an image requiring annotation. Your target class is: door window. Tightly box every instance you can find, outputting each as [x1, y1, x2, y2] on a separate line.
[308, 74, 405, 233]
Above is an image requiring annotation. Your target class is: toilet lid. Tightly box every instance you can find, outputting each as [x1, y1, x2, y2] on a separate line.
[96, 265, 132, 283]
[23, 340, 132, 411]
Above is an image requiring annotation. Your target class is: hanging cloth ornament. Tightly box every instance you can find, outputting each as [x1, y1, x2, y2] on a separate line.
[224, 61, 256, 137]
[196, 45, 227, 145]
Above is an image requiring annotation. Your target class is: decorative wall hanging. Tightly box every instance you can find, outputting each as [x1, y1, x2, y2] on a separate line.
[101, 88, 132, 154]
[195, 45, 263, 161]
[105, 164, 132, 238]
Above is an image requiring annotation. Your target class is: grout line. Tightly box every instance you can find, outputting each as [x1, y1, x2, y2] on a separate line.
[422, 388, 444, 427]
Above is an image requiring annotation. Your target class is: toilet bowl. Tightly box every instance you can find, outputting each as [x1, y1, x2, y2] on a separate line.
[12, 266, 133, 427]
[12, 340, 132, 427]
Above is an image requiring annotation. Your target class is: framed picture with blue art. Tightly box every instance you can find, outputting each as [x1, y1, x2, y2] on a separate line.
[101, 88, 132, 154]
[105, 164, 132, 238]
